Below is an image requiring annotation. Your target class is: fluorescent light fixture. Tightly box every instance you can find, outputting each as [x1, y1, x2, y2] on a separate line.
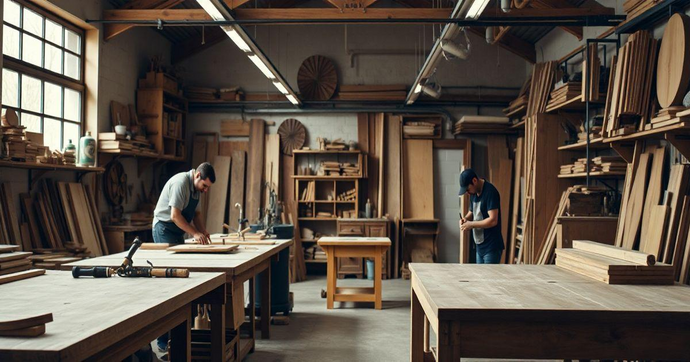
[248, 54, 276, 80]
[286, 94, 299, 105]
[414, 84, 423, 94]
[221, 26, 252, 53]
[441, 40, 470, 60]
[273, 81, 289, 94]
[421, 84, 441, 99]
[196, 0, 225, 21]
[465, 0, 490, 19]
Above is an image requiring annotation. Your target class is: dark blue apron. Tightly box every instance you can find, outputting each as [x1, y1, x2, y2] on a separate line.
[153, 172, 199, 244]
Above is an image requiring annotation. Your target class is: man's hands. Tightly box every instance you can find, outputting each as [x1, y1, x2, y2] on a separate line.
[194, 232, 211, 245]
[460, 220, 475, 231]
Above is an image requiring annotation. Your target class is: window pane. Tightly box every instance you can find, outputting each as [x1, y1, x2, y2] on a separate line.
[64, 88, 80, 121]
[44, 117, 61, 151]
[2, 69, 19, 108]
[4, 0, 20, 27]
[3, 25, 20, 58]
[22, 33, 43, 67]
[22, 7, 43, 37]
[20, 112, 40, 132]
[20, 74, 41, 113]
[45, 43, 62, 74]
[64, 52, 79, 80]
[65, 29, 80, 54]
[44, 82, 61, 118]
[63, 122, 79, 151]
[45, 19, 63, 46]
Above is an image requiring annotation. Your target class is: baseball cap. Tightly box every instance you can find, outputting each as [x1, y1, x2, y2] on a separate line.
[458, 169, 478, 196]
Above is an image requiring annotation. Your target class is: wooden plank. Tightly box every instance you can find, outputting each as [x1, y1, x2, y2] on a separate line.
[376, 113, 384, 218]
[20, 194, 43, 249]
[246, 119, 265, 224]
[84, 185, 108, 255]
[167, 244, 238, 253]
[0, 313, 52, 331]
[403, 140, 434, 219]
[621, 152, 651, 250]
[264, 134, 281, 208]
[67, 183, 103, 256]
[0, 184, 21, 248]
[228, 151, 246, 232]
[57, 183, 80, 246]
[220, 119, 251, 137]
[662, 165, 690, 263]
[643, 204, 670, 259]
[385, 115, 402, 276]
[572, 240, 655, 266]
[486, 135, 512, 263]
[672, 197, 690, 280]
[509, 137, 523, 264]
[640, 146, 666, 247]
[218, 141, 248, 157]
[206, 156, 231, 234]
[0, 268, 45, 286]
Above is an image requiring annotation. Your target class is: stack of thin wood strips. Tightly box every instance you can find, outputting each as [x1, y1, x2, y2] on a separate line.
[453, 116, 510, 134]
[603, 30, 658, 137]
[503, 77, 530, 118]
[622, 0, 659, 24]
[546, 82, 582, 110]
[556, 240, 674, 285]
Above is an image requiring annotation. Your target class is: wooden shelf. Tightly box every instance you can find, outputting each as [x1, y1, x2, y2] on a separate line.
[546, 95, 605, 113]
[98, 149, 184, 162]
[162, 135, 184, 142]
[603, 122, 690, 143]
[292, 150, 361, 154]
[0, 160, 104, 172]
[298, 217, 338, 221]
[557, 138, 609, 151]
[298, 200, 356, 204]
[305, 259, 327, 264]
[557, 171, 626, 179]
[163, 104, 186, 113]
[292, 175, 362, 180]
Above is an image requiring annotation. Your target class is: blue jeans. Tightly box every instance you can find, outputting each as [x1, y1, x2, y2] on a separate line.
[476, 249, 502, 264]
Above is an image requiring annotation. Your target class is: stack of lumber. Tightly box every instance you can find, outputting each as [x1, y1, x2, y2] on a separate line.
[99, 133, 157, 156]
[0, 261, 44, 285]
[0, 312, 53, 337]
[622, 0, 658, 23]
[503, 76, 530, 118]
[335, 84, 406, 101]
[184, 86, 217, 102]
[54, 183, 108, 257]
[547, 82, 582, 110]
[647, 107, 690, 130]
[0, 247, 32, 276]
[582, 42, 604, 102]
[317, 137, 348, 151]
[218, 87, 242, 101]
[555, 240, 674, 285]
[318, 161, 360, 177]
[402, 121, 435, 137]
[303, 245, 327, 261]
[300, 181, 316, 202]
[1, 123, 35, 163]
[535, 187, 576, 264]
[603, 30, 658, 136]
[560, 156, 626, 175]
[526, 61, 558, 117]
[28, 252, 83, 270]
[453, 116, 510, 134]
[336, 188, 356, 201]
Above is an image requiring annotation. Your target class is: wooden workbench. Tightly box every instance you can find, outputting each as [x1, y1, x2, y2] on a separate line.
[410, 264, 690, 361]
[0, 270, 225, 361]
[65, 239, 292, 362]
[318, 237, 391, 309]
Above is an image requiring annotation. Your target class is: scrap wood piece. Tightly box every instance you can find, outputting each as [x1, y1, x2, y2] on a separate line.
[205, 155, 231, 233]
[0, 313, 53, 331]
[572, 240, 655, 266]
[0, 251, 32, 263]
[0, 268, 45, 285]
[0, 325, 46, 337]
[662, 165, 690, 263]
[0, 245, 20, 253]
[167, 244, 239, 253]
[228, 150, 246, 232]
[621, 152, 652, 250]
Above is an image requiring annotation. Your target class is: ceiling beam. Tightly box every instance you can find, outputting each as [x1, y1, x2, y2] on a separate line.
[104, 0, 184, 41]
[480, 6, 615, 18]
[324, 0, 379, 10]
[469, 27, 536, 63]
[171, 26, 227, 64]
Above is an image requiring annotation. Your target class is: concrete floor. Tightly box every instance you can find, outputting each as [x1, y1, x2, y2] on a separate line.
[247, 276, 413, 362]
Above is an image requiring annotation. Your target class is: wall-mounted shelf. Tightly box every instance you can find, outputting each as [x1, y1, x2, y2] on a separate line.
[615, 0, 689, 34]
[558, 138, 609, 151]
[558, 171, 626, 179]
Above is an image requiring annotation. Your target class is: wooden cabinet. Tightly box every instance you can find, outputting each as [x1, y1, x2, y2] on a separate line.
[336, 219, 390, 279]
[136, 88, 187, 160]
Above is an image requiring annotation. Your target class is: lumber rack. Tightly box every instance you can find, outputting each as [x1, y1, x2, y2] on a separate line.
[98, 151, 184, 177]
[615, 0, 690, 35]
[605, 124, 690, 163]
[557, 37, 620, 186]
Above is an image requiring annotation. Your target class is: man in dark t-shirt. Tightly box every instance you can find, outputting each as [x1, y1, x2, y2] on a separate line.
[458, 169, 505, 264]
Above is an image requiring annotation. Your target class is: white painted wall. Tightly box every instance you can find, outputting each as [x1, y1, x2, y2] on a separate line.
[433, 148, 464, 263]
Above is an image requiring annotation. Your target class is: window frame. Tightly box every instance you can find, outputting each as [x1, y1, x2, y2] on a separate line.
[2, 0, 85, 151]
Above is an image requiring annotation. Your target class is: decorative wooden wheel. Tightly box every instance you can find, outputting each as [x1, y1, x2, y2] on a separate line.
[278, 118, 307, 155]
[297, 55, 338, 101]
[104, 160, 127, 206]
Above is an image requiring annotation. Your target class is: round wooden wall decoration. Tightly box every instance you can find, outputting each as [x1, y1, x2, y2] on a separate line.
[104, 160, 127, 206]
[278, 118, 306, 155]
[297, 55, 338, 101]
[657, 13, 690, 109]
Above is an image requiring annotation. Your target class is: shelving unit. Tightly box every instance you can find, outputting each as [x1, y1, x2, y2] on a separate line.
[137, 88, 188, 160]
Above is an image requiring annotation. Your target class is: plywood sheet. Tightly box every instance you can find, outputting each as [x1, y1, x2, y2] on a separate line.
[219, 141, 248, 157]
[206, 156, 231, 234]
[67, 183, 102, 256]
[228, 151, 246, 232]
[403, 140, 434, 219]
[385, 115, 402, 276]
[264, 134, 281, 207]
[246, 119, 265, 223]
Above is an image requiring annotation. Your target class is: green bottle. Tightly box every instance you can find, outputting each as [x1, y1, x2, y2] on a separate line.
[79, 131, 96, 166]
[63, 139, 76, 154]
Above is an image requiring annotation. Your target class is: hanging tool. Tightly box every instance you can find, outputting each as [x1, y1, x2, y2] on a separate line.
[72, 237, 189, 278]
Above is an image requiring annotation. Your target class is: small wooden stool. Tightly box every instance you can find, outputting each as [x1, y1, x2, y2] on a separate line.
[317, 237, 391, 309]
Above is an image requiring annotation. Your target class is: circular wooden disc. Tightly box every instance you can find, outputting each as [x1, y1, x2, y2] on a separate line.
[278, 118, 306, 155]
[657, 13, 690, 109]
[103, 161, 126, 205]
[297, 55, 338, 101]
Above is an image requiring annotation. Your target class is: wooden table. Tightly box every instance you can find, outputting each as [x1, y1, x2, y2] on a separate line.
[410, 264, 690, 361]
[318, 237, 391, 309]
[66, 239, 292, 362]
[0, 270, 225, 361]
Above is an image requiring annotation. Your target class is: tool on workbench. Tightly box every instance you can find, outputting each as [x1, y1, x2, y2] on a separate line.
[72, 237, 190, 278]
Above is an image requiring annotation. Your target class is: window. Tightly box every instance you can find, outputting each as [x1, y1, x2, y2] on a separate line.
[2, 0, 84, 152]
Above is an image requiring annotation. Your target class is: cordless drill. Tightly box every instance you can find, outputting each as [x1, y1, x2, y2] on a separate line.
[72, 237, 189, 278]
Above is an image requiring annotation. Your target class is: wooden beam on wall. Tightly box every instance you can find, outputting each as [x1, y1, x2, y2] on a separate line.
[104, 0, 184, 41]
[469, 28, 536, 64]
[171, 26, 226, 64]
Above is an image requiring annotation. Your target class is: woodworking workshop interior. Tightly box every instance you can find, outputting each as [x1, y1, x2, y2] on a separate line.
[2, 0, 690, 361]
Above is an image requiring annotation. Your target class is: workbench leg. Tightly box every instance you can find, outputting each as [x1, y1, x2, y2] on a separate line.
[169, 306, 191, 362]
[260, 263, 271, 339]
[436, 321, 462, 362]
[327, 248, 336, 309]
[249, 277, 256, 352]
[411, 288, 425, 362]
[210, 302, 226, 362]
[423, 316, 430, 353]
[374, 248, 383, 309]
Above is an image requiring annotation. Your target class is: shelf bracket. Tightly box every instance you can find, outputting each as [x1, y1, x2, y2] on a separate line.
[610, 141, 635, 163]
[665, 133, 690, 161]
[29, 169, 51, 190]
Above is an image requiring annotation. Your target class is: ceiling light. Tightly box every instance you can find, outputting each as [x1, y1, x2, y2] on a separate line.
[441, 40, 470, 60]
[248, 54, 276, 80]
[273, 81, 289, 94]
[286, 94, 299, 105]
[221, 26, 252, 53]
[421, 84, 441, 99]
[414, 84, 423, 94]
[501, 0, 511, 13]
[485, 27, 495, 44]
[196, 0, 225, 21]
[465, 0, 490, 19]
